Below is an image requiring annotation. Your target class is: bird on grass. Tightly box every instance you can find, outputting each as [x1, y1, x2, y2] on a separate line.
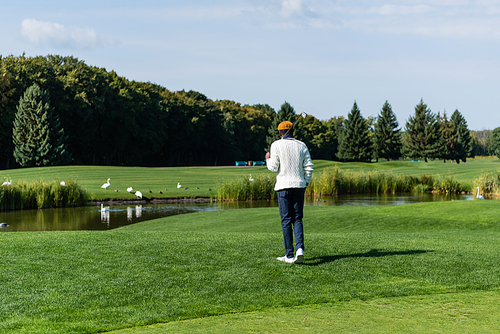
[60, 181, 66, 186]
[101, 178, 111, 189]
[249, 174, 255, 182]
[476, 187, 485, 200]
[2, 180, 12, 186]
[159, 191, 163, 194]
[127, 187, 133, 192]
[149, 190, 152, 193]
[135, 191, 142, 199]
[177, 183, 182, 188]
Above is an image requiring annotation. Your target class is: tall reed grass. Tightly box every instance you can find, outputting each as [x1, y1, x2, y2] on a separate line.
[306, 167, 420, 196]
[217, 174, 276, 201]
[0, 180, 89, 211]
[473, 170, 500, 199]
[432, 175, 465, 194]
[217, 167, 467, 201]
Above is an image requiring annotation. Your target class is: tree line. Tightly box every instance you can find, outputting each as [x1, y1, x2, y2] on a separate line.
[0, 54, 499, 169]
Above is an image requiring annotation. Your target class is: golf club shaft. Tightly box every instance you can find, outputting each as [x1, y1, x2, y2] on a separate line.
[284, 112, 307, 137]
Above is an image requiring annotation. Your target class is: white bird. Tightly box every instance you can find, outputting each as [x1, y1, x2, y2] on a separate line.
[249, 174, 255, 182]
[135, 191, 142, 199]
[127, 187, 133, 192]
[1, 180, 12, 186]
[101, 178, 111, 189]
[0, 223, 9, 228]
[476, 187, 485, 200]
[60, 181, 66, 186]
[177, 183, 182, 188]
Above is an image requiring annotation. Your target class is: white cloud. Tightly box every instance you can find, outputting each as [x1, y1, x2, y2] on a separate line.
[238, 0, 500, 39]
[20, 18, 99, 50]
[280, 0, 314, 18]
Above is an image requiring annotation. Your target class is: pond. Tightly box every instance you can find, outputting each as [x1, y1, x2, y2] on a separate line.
[0, 193, 474, 232]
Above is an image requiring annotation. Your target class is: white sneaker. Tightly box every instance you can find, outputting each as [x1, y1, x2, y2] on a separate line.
[294, 248, 304, 264]
[277, 256, 295, 263]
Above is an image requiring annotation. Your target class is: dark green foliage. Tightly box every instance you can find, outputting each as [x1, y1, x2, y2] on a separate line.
[216, 100, 272, 162]
[336, 101, 373, 162]
[450, 109, 473, 163]
[0, 55, 276, 167]
[374, 101, 402, 161]
[295, 115, 338, 160]
[12, 83, 69, 167]
[438, 111, 454, 162]
[472, 130, 490, 156]
[0, 70, 16, 168]
[488, 127, 500, 159]
[265, 101, 296, 151]
[403, 99, 440, 162]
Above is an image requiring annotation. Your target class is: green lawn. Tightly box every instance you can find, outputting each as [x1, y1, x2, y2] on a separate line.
[109, 291, 500, 333]
[1, 201, 500, 333]
[0, 157, 499, 200]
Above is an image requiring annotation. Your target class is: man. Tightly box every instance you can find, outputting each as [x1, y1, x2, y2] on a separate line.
[265, 121, 314, 264]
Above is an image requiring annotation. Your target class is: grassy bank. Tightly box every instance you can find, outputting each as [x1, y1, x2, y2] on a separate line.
[1, 201, 500, 332]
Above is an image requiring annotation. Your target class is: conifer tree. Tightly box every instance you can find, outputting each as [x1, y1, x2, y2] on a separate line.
[450, 109, 472, 163]
[488, 127, 500, 158]
[336, 101, 373, 162]
[265, 101, 296, 150]
[437, 111, 455, 163]
[374, 101, 402, 161]
[13, 83, 69, 167]
[403, 99, 440, 162]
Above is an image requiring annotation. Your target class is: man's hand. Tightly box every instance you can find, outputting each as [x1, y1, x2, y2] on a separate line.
[265, 152, 271, 159]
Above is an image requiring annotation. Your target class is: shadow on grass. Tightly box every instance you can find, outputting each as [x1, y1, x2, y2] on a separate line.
[304, 249, 434, 266]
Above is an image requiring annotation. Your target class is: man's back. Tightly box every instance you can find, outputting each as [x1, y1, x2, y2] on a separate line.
[266, 137, 314, 191]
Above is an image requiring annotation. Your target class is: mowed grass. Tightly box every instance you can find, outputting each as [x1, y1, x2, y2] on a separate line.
[1, 201, 500, 333]
[109, 291, 500, 333]
[0, 157, 499, 200]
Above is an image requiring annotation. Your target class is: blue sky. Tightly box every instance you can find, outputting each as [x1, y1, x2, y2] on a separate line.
[1, 0, 499, 130]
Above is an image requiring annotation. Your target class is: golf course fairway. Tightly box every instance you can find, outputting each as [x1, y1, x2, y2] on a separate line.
[1, 200, 500, 333]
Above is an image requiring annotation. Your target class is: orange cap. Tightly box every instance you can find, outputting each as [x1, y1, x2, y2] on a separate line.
[278, 121, 293, 130]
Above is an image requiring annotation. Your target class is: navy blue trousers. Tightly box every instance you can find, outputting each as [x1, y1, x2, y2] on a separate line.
[277, 188, 305, 258]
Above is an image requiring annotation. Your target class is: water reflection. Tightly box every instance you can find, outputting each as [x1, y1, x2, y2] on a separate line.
[0, 193, 474, 232]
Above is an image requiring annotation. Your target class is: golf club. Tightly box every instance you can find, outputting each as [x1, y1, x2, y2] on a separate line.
[283, 112, 307, 137]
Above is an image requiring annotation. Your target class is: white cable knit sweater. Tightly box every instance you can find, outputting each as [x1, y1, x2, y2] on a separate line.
[266, 137, 314, 191]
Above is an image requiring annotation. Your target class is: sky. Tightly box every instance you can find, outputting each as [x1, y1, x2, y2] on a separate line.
[1, 0, 499, 130]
